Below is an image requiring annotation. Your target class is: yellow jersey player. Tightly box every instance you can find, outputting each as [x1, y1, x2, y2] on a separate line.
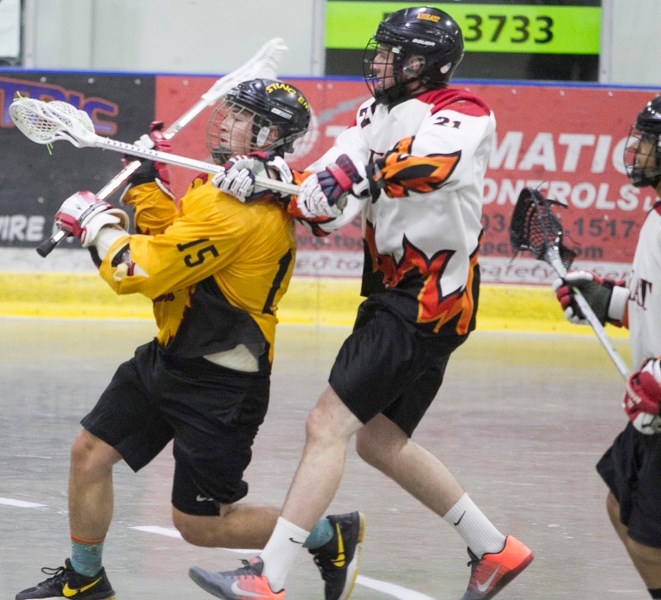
[16, 79, 359, 600]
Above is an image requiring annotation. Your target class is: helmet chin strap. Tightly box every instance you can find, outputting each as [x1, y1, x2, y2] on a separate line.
[377, 75, 426, 107]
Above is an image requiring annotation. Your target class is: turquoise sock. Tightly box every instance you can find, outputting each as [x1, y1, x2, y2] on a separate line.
[71, 539, 104, 577]
[303, 517, 334, 549]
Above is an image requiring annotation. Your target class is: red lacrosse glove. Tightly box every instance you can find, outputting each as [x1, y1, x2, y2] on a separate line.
[623, 360, 661, 434]
[289, 154, 365, 221]
[317, 154, 364, 205]
[123, 120, 174, 199]
[55, 191, 129, 247]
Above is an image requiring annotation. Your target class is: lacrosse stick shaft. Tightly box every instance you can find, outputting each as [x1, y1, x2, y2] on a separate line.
[36, 37, 287, 257]
[88, 138, 300, 195]
[102, 36, 286, 193]
[546, 249, 630, 379]
[36, 164, 296, 257]
[36, 143, 298, 257]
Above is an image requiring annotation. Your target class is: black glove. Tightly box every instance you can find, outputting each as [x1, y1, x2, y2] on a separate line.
[552, 271, 627, 325]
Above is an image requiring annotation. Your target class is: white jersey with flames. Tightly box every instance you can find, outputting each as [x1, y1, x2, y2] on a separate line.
[627, 202, 661, 367]
[308, 87, 496, 334]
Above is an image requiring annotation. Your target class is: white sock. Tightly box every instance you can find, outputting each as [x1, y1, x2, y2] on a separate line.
[443, 493, 506, 558]
[260, 517, 310, 592]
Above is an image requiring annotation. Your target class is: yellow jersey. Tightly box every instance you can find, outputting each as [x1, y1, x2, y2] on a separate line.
[99, 177, 296, 367]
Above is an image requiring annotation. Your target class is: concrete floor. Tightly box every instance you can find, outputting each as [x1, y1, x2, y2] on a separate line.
[0, 317, 646, 598]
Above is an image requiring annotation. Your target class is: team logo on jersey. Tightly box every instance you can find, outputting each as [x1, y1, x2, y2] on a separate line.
[375, 137, 460, 197]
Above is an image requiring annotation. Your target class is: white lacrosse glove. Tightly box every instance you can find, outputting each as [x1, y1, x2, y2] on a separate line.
[552, 270, 628, 326]
[289, 154, 365, 221]
[55, 191, 129, 248]
[212, 152, 293, 202]
[623, 359, 661, 434]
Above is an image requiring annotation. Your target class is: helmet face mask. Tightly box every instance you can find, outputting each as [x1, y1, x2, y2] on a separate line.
[624, 97, 661, 188]
[206, 100, 275, 165]
[206, 78, 311, 165]
[363, 42, 423, 102]
[363, 7, 464, 105]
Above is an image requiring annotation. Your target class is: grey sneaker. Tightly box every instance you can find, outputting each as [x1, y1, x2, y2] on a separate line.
[189, 556, 283, 599]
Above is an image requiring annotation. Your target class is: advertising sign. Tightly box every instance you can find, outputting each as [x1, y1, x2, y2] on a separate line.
[156, 77, 657, 283]
[1, 72, 657, 284]
[0, 73, 155, 247]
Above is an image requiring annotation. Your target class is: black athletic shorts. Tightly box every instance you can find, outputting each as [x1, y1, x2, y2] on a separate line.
[329, 298, 467, 437]
[596, 421, 661, 547]
[81, 339, 270, 515]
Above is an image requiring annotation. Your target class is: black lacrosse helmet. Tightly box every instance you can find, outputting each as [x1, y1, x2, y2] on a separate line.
[206, 78, 311, 164]
[509, 187, 576, 269]
[624, 96, 661, 188]
[363, 6, 464, 105]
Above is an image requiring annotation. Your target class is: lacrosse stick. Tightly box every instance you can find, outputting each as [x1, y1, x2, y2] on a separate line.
[10, 97, 300, 246]
[27, 37, 288, 257]
[509, 187, 630, 379]
[8, 97, 298, 185]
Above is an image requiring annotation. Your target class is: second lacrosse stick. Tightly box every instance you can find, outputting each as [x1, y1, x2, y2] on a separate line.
[509, 186, 630, 378]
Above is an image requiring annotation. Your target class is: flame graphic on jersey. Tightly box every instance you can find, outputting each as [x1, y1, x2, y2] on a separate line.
[375, 136, 461, 198]
[365, 223, 476, 334]
[154, 285, 195, 346]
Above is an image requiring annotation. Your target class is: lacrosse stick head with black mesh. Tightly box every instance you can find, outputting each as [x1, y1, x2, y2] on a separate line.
[509, 187, 576, 271]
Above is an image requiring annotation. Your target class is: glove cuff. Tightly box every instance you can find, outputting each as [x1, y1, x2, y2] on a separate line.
[608, 285, 629, 324]
[94, 226, 129, 261]
[641, 358, 661, 384]
[81, 209, 129, 248]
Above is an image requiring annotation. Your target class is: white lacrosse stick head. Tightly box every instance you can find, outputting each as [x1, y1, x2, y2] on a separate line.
[9, 97, 96, 147]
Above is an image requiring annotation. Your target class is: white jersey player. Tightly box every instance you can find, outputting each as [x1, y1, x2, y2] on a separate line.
[627, 203, 661, 368]
[190, 7, 533, 600]
[554, 96, 661, 597]
[303, 83, 495, 335]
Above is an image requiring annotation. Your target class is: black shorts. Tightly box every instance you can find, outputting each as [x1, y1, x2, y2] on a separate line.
[596, 422, 661, 547]
[81, 339, 270, 515]
[329, 298, 467, 437]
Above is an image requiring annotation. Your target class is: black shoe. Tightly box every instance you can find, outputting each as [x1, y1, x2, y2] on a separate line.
[309, 511, 365, 600]
[16, 559, 115, 600]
